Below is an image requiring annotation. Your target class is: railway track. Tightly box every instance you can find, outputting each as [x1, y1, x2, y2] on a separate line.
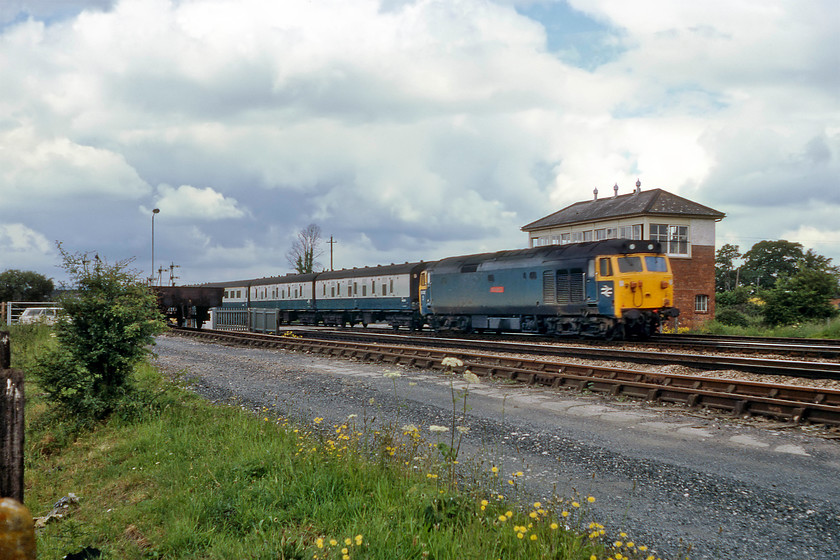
[640, 333, 840, 360]
[264, 328, 840, 380]
[171, 328, 840, 427]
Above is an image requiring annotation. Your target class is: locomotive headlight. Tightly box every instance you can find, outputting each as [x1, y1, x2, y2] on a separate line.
[648, 243, 654, 250]
[661, 280, 669, 289]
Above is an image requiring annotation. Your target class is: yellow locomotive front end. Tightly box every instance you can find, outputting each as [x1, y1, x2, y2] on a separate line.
[595, 247, 678, 337]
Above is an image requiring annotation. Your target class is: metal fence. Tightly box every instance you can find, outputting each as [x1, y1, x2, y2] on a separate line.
[3, 302, 62, 326]
[211, 308, 281, 334]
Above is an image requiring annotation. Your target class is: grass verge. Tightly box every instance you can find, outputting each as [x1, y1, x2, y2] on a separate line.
[692, 315, 840, 338]
[11, 326, 663, 559]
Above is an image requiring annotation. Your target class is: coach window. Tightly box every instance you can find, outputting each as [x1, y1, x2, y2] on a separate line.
[390, 279, 394, 293]
[362, 285, 367, 296]
[354, 282, 358, 295]
[529, 271, 537, 279]
[372, 280, 376, 294]
[488, 274, 495, 282]
[599, 258, 612, 277]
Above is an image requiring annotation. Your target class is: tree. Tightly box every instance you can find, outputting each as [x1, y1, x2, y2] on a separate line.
[33, 245, 166, 420]
[739, 240, 805, 289]
[285, 223, 324, 274]
[714, 244, 741, 292]
[0, 269, 54, 301]
[762, 268, 839, 326]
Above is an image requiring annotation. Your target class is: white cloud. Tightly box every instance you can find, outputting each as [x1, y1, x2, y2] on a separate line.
[0, 223, 56, 270]
[0, 126, 150, 208]
[151, 184, 246, 220]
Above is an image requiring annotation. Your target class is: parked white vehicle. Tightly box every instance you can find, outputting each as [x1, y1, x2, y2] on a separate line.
[18, 307, 59, 325]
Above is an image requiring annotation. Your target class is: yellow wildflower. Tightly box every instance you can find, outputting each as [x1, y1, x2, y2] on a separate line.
[587, 496, 596, 503]
[355, 535, 363, 545]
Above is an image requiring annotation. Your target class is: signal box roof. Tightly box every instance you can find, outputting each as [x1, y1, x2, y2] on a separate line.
[522, 188, 725, 232]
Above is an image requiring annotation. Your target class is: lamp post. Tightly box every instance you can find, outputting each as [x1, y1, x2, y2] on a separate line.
[151, 208, 160, 285]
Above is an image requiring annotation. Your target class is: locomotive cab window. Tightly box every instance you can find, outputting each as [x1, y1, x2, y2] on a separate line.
[616, 256, 643, 273]
[598, 258, 612, 277]
[645, 256, 668, 272]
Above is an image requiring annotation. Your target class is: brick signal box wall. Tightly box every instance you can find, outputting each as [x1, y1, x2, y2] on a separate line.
[669, 245, 716, 329]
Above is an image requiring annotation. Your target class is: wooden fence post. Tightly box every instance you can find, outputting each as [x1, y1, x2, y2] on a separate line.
[0, 331, 9, 369]
[1, 332, 25, 503]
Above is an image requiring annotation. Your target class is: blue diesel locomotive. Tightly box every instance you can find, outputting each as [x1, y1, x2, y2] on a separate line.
[420, 239, 678, 339]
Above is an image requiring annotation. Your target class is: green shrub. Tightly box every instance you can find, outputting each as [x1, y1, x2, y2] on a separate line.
[32, 245, 165, 422]
[714, 307, 749, 327]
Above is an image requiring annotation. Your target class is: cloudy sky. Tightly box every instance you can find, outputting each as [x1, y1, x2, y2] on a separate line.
[1, 0, 838, 286]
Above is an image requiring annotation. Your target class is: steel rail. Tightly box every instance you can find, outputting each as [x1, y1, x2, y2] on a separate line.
[172, 328, 840, 426]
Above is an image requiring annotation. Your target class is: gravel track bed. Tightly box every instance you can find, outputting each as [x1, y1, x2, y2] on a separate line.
[152, 334, 840, 560]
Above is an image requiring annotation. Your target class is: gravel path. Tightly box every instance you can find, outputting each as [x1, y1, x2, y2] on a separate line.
[152, 334, 840, 560]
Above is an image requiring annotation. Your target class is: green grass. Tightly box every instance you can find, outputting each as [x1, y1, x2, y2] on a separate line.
[8, 325, 662, 559]
[694, 315, 840, 338]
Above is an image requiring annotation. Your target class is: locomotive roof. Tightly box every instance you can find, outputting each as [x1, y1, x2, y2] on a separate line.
[429, 240, 664, 273]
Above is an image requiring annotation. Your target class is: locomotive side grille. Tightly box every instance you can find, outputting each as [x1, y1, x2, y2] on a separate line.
[570, 272, 585, 302]
[542, 271, 556, 304]
[555, 270, 585, 304]
[556, 271, 570, 304]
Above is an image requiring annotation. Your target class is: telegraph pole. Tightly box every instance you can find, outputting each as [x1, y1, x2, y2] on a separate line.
[327, 236, 337, 271]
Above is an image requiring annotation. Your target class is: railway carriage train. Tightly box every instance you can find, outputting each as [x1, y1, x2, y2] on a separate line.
[210, 239, 679, 339]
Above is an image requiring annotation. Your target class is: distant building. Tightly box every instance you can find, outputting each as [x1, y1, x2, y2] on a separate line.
[521, 182, 726, 328]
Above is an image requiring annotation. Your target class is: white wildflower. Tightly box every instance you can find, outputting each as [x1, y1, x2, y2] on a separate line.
[456, 426, 470, 434]
[383, 371, 402, 379]
[463, 370, 480, 384]
[429, 425, 449, 433]
[441, 357, 463, 368]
